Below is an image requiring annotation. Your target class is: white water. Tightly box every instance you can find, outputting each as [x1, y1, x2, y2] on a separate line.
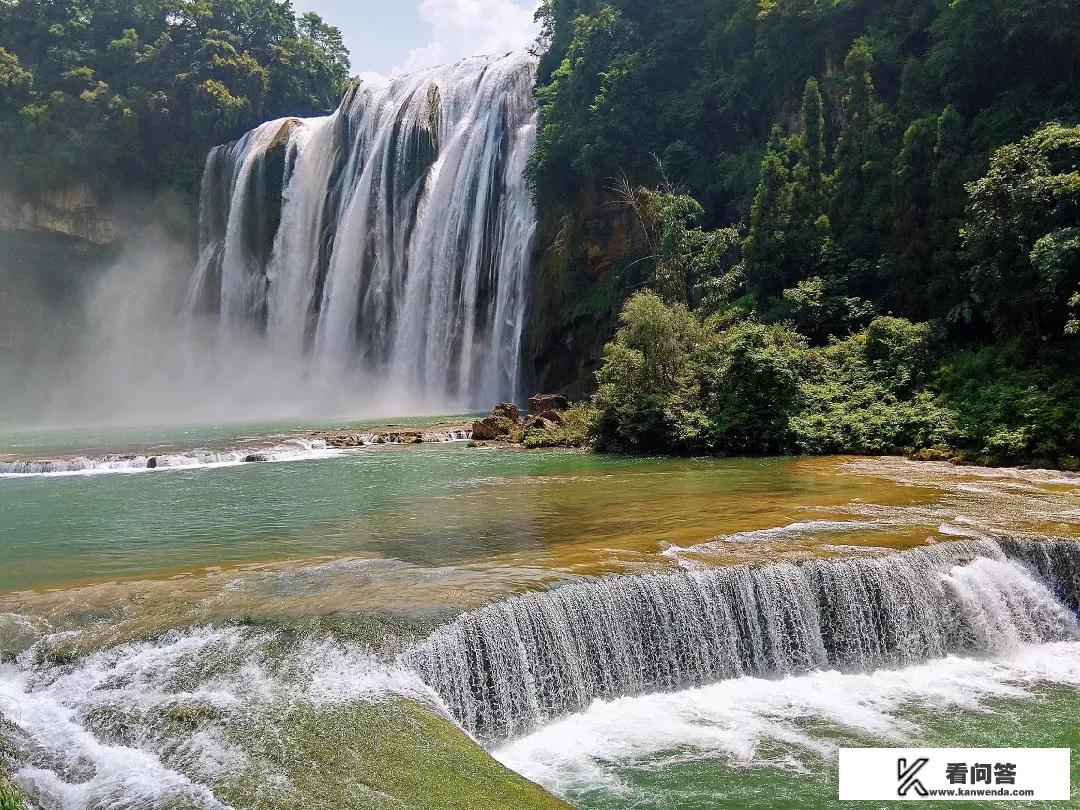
[191, 53, 539, 411]
[0, 431, 472, 477]
[495, 641, 1080, 801]
[0, 626, 433, 809]
[6, 539, 1080, 807]
[406, 539, 1080, 739]
[0, 438, 341, 477]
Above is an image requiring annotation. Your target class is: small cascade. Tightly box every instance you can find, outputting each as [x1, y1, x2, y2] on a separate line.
[0, 438, 338, 477]
[190, 53, 539, 409]
[406, 538, 1080, 740]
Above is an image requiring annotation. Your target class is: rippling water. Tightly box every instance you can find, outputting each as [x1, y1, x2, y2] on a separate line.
[2, 425, 1080, 808]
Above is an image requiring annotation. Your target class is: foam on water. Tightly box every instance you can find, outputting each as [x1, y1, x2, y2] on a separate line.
[0, 438, 342, 478]
[494, 641, 1080, 800]
[0, 625, 432, 808]
[407, 538, 1080, 740]
[0, 430, 473, 477]
[6, 535, 1080, 806]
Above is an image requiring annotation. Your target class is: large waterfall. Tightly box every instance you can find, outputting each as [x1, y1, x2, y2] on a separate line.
[189, 53, 538, 408]
[407, 538, 1080, 740]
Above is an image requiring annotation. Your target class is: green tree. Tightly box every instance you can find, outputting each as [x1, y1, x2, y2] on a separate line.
[962, 123, 1080, 338]
[622, 185, 741, 308]
[591, 290, 703, 452]
[802, 77, 825, 199]
[0, 0, 351, 197]
[743, 127, 795, 297]
[695, 320, 807, 453]
[830, 38, 889, 260]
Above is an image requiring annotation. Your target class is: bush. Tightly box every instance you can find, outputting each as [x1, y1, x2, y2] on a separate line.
[695, 321, 808, 454]
[792, 317, 952, 454]
[936, 343, 1080, 466]
[523, 402, 595, 448]
[591, 291, 703, 452]
[591, 297, 958, 458]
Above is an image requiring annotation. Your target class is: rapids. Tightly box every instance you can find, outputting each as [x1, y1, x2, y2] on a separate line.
[407, 538, 1080, 739]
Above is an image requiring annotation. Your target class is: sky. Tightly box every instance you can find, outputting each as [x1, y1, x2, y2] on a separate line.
[294, 0, 540, 77]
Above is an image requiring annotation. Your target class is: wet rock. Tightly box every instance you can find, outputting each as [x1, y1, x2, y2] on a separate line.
[145, 456, 158, 469]
[243, 453, 270, 463]
[528, 394, 569, 416]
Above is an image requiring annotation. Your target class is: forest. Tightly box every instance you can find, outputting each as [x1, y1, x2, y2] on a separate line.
[0, 0, 349, 196]
[2, 0, 1079, 467]
[526, 0, 1080, 468]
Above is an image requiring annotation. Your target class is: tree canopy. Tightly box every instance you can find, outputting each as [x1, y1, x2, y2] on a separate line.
[0, 0, 350, 196]
[529, 0, 1080, 466]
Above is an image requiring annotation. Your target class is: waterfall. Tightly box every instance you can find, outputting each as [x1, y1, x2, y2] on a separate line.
[190, 53, 539, 408]
[405, 538, 1080, 740]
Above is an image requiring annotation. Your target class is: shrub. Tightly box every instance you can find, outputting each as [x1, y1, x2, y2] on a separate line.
[792, 317, 952, 454]
[695, 321, 808, 453]
[591, 291, 703, 452]
[523, 402, 595, 448]
[935, 343, 1080, 466]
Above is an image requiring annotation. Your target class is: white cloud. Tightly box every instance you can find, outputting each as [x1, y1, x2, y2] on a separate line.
[394, 0, 540, 75]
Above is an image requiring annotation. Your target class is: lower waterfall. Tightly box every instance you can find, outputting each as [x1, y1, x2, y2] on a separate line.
[406, 538, 1080, 740]
[189, 53, 538, 409]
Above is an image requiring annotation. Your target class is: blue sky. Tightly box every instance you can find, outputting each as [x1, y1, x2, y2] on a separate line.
[294, 0, 540, 76]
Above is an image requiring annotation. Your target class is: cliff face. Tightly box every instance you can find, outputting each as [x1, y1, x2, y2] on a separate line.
[522, 182, 645, 399]
[0, 185, 128, 245]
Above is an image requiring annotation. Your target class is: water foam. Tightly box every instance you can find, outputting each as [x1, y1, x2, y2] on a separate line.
[407, 538, 1080, 740]
[0, 438, 342, 477]
[494, 641, 1080, 800]
[0, 625, 431, 808]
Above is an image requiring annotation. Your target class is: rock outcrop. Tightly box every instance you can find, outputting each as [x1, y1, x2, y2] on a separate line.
[471, 396, 572, 441]
[0, 185, 129, 245]
[528, 394, 569, 415]
[471, 403, 524, 442]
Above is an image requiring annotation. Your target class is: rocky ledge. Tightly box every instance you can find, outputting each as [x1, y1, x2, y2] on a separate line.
[470, 395, 571, 443]
[316, 423, 473, 448]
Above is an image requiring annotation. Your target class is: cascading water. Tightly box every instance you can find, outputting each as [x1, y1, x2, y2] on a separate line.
[189, 53, 539, 409]
[406, 538, 1080, 740]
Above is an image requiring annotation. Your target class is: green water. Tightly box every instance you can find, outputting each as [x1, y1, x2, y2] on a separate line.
[3, 426, 1080, 808]
[553, 686, 1080, 810]
[0, 443, 937, 594]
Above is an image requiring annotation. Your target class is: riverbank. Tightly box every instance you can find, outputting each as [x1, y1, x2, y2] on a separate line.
[469, 398, 1080, 473]
[3, 434, 1080, 807]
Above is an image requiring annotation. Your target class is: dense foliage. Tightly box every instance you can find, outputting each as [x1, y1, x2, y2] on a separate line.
[533, 0, 1080, 466]
[0, 0, 349, 196]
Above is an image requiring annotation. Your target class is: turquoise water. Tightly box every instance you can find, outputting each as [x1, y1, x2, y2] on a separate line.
[0, 414, 477, 456]
[0, 439, 940, 593]
[3, 427, 1080, 808]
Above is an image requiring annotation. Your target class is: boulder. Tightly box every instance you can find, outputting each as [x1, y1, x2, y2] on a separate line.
[492, 402, 521, 421]
[146, 456, 158, 469]
[471, 416, 513, 440]
[523, 414, 547, 431]
[538, 409, 566, 426]
[243, 453, 270, 463]
[528, 394, 569, 416]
